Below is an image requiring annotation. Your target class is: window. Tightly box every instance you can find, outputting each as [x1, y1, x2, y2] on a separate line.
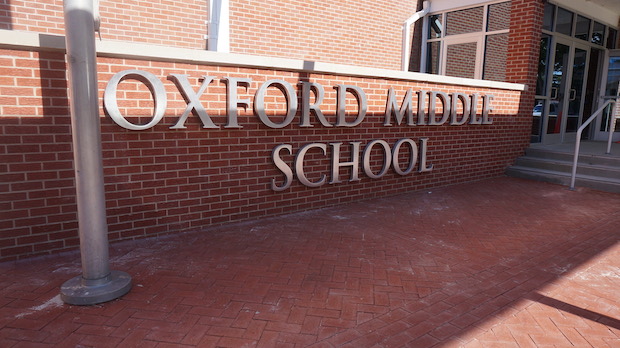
[422, 1, 511, 81]
[487, 2, 511, 32]
[484, 34, 508, 81]
[427, 14, 442, 39]
[592, 22, 605, 45]
[555, 7, 573, 36]
[607, 28, 618, 49]
[574, 15, 590, 41]
[542, 3, 554, 31]
[446, 7, 483, 36]
[536, 34, 551, 96]
[543, 5, 617, 48]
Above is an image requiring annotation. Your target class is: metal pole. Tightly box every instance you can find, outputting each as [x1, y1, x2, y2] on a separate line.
[60, 0, 131, 305]
[606, 101, 616, 154]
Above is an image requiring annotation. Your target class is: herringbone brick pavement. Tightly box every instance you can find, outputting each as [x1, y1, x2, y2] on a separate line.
[1, 177, 619, 347]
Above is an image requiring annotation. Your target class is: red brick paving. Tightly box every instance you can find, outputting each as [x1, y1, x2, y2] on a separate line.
[1, 177, 619, 347]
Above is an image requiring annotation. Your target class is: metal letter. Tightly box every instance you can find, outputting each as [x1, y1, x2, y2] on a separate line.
[335, 85, 367, 127]
[222, 77, 252, 128]
[392, 138, 417, 175]
[362, 140, 392, 179]
[449, 92, 471, 126]
[417, 90, 427, 125]
[384, 88, 415, 126]
[329, 142, 361, 183]
[469, 93, 482, 124]
[271, 144, 293, 191]
[482, 94, 494, 124]
[418, 137, 433, 172]
[168, 74, 218, 129]
[104, 69, 167, 130]
[299, 81, 332, 127]
[254, 79, 298, 128]
[428, 91, 450, 126]
[295, 143, 327, 187]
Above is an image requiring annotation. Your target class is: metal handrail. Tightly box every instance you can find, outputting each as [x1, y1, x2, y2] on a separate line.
[569, 99, 616, 190]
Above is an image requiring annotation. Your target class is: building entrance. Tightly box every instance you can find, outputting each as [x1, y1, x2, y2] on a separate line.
[531, 2, 618, 144]
[541, 38, 590, 144]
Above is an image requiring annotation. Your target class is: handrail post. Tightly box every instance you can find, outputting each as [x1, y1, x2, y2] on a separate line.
[606, 101, 616, 154]
[569, 128, 583, 191]
[570, 100, 613, 190]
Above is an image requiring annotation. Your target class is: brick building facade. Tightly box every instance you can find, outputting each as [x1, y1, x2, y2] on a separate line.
[0, 0, 618, 260]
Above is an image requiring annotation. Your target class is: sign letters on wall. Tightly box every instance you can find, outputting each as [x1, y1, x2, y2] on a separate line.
[103, 70, 496, 191]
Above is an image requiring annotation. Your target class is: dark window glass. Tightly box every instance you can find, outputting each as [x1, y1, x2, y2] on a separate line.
[446, 6, 483, 36]
[555, 7, 573, 36]
[428, 14, 442, 39]
[426, 42, 441, 74]
[601, 56, 620, 131]
[566, 48, 587, 131]
[574, 15, 590, 41]
[607, 28, 618, 49]
[592, 22, 605, 45]
[536, 34, 551, 96]
[542, 3, 554, 31]
[531, 99, 545, 142]
[487, 2, 511, 32]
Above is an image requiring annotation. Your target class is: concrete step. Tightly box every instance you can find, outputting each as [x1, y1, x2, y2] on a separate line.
[506, 165, 620, 193]
[513, 157, 620, 180]
[506, 144, 620, 193]
[524, 147, 620, 167]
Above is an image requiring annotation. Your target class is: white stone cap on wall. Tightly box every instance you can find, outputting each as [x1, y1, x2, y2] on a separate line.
[0, 29, 525, 91]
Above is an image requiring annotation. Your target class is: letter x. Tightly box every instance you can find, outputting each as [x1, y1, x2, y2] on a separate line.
[169, 74, 218, 129]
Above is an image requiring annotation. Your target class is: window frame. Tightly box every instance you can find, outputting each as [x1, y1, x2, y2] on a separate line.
[421, 0, 511, 80]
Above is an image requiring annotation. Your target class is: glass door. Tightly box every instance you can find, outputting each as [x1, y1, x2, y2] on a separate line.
[593, 50, 620, 141]
[543, 38, 590, 144]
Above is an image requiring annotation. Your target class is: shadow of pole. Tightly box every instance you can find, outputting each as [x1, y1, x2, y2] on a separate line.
[527, 292, 620, 330]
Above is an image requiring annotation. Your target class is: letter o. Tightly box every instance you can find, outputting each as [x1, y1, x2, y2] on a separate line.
[362, 140, 392, 179]
[392, 138, 418, 175]
[104, 69, 167, 130]
[254, 79, 298, 128]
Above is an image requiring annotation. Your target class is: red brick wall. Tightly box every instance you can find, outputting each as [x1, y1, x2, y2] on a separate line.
[505, 0, 544, 139]
[0, 47, 528, 260]
[1, 0, 417, 69]
[0, 0, 208, 49]
[228, 0, 417, 70]
[506, 0, 544, 88]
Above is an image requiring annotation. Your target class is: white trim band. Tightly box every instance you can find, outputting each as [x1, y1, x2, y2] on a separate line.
[0, 29, 525, 91]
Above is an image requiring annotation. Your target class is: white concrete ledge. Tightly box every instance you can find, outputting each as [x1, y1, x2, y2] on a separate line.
[0, 29, 525, 91]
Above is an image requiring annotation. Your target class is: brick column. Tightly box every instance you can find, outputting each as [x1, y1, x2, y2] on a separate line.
[506, 0, 544, 88]
[505, 0, 545, 147]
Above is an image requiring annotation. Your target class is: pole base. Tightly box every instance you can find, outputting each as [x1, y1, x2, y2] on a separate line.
[60, 270, 132, 305]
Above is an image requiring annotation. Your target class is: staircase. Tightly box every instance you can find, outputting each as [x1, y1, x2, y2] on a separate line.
[506, 142, 620, 193]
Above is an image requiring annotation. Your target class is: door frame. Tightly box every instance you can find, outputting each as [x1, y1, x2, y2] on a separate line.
[542, 37, 591, 144]
[593, 49, 620, 141]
